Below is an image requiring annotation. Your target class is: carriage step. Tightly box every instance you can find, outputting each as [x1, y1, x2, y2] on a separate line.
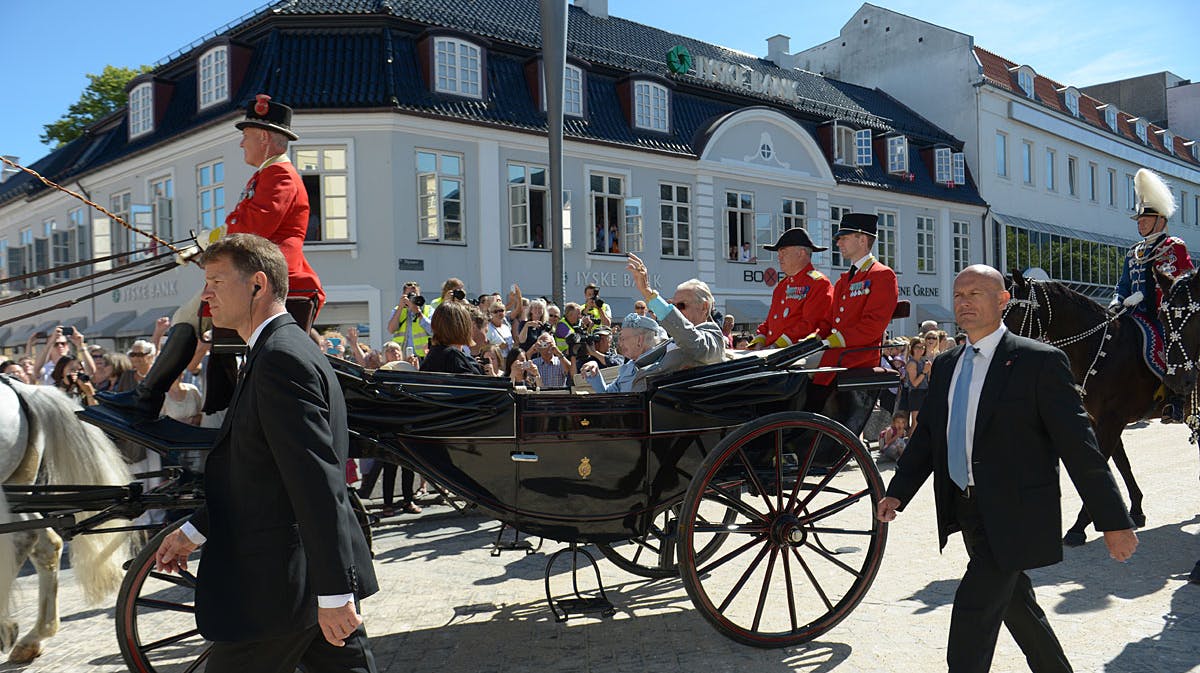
[544, 544, 615, 622]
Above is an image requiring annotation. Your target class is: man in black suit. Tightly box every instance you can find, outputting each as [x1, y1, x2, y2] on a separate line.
[877, 264, 1137, 673]
[154, 233, 377, 673]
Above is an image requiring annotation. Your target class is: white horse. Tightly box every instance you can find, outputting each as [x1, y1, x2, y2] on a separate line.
[0, 377, 132, 663]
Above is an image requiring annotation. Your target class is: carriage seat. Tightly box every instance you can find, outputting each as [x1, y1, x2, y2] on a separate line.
[836, 367, 901, 392]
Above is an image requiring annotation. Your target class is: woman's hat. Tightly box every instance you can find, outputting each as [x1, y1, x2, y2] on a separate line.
[235, 94, 299, 141]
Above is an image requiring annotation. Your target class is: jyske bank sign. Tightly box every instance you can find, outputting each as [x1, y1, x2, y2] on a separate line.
[667, 46, 801, 104]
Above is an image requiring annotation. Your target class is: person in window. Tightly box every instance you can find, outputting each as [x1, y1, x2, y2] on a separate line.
[530, 224, 545, 249]
[626, 253, 725, 391]
[421, 301, 484, 376]
[738, 241, 755, 263]
[1109, 167, 1193, 423]
[608, 225, 621, 254]
[100, 95, 324, 419]
[581, 313, 661, 393]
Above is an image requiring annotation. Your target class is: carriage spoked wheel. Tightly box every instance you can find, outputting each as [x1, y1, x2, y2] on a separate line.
[677, 411, 887, 648]
[116, 519, 211, 673]
[596, 498, 738, 579]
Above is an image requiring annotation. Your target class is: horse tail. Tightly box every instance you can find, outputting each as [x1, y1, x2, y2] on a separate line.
[16, 382, 132, 604]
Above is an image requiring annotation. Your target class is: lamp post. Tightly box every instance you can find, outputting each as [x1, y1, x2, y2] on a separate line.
[540, 0, 569, 307]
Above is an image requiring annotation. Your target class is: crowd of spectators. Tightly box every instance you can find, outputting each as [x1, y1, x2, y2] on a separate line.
[874, 319, 967, 461]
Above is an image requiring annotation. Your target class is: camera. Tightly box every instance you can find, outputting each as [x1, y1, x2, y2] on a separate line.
[406, 293, 426, 308]
[62, 326, 75, 337]
[593, 297, 604, 308]
[76, 372, 90, 382]
[450, 289, 466, 301]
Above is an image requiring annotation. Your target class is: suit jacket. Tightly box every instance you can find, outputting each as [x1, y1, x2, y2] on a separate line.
[885, 330, 1132, 570]
[630, 309, 725, 391]
[815, 256, 898, 386]
[190, 314, 377, 642]
[226, 158, 326, 309]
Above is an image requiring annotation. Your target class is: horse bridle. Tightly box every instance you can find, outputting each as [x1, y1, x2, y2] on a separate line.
[1157, 271, 1200, 443]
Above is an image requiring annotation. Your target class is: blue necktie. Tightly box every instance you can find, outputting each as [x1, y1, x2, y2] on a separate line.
[948, 347, 977, 490]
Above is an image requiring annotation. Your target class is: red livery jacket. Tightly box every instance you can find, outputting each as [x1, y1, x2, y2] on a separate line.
[226, 156, 325, 310]
[814, 255, 898, 386]
[752, 263, 834, 349]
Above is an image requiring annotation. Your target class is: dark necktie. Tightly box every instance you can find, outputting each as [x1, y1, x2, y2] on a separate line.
[848, 264, 858, 278]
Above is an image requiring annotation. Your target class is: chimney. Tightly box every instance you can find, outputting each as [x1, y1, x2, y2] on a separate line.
[766, 34, 791, 65]
[574, 0, 607, 19]
[0, 156, 18, 184]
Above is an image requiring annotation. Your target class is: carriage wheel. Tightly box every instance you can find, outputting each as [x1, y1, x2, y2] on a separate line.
[116, 519, 211, 673]
[677, 411, 887, 648]
[596, 498, 737, 579]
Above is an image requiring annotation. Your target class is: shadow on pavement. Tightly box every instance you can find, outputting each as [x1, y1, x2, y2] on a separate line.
[1104, 581, 1200, 673]
[900, 578, 958, 614]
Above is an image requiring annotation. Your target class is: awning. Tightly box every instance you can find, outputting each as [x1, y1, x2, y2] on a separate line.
[724, 298, 769, 326]
[116, 306, 177, 340]
[1, 324, 32, 349]
[88, 310, 137, 340]
[914, 302, 956, 326]
[58, 315, 90, 332]
[993, 212, 1138, 248]
[6, 319, 59, 349]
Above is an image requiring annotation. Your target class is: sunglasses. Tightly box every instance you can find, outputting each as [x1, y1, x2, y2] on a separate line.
[670, 301, 689, 311]
[129, 352, 148, 357]
[491, 309, 505, 314]
[54, 341, 69, 346]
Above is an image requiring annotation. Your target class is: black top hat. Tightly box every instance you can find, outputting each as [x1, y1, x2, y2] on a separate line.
[763, 227, 827, 252]
[235, 94, 299, 141]
[833, 213, 879, 239]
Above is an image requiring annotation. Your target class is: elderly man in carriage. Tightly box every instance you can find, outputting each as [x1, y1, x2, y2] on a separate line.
[1109, 168, 1193, 423]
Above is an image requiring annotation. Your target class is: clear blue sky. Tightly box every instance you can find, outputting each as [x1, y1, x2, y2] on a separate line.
[2, 0, 1196, 166]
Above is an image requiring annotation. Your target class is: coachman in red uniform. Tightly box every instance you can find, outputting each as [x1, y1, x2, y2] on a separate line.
[750, 227, 833, 350]
[101, 95, 325, 418]
[807, 213, 899, 435]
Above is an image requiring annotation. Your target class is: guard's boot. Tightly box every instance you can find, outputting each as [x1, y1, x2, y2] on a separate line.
[1161, 393, 1186, 424]
[97, 323, 198, 419]
[201, 352, 238, 414]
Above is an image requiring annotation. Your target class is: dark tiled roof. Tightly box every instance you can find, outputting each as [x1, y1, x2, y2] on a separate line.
[974, 46, 1199, 167]
[1, 0, 982, 207]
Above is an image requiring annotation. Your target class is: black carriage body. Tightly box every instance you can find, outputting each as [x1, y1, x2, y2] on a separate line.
[333, 356, 810, 544]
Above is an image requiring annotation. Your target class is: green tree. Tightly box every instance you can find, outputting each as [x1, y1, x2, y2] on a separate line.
[41, 64, 152, 148]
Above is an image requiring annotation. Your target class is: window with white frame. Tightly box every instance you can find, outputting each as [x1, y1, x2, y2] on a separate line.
[149, 175, 173, 247]
[1088, 163, 1098, 201]
[854, 129, 873, 166]
[417, 150, 464, 243]
[1193, 144, 1200, 162]
[1045, 149, 1056, 191]
[109, 191, 131, 259]
[1194, 195, 1199, 226]
[1126, 173, 1136, 211]
[834, 125, 855, 165]
[876, 210, 897, 271]
[68, 207, 87, 277]
[725, 190, 755, 262]
[1067, 157, 1077, 197]
[590, 172, 633, 254]
[198, 46, 229, 109]
[1105, 106, 1118, 132]
[995, 132, 1008, 177]
[33, 234, 49, 280]
[829, 205, 850, 267]
[782, 198, 806, 231]
[633, 81, 669, 132]
[128, 82, 154, 138]
[952, 152, 966, 186]
[1017, 69, 1034, 98]
[433, 37, 482, 98]
[295, 146, 351, 242]
[660, 182, 691, 258]
[508, 162, 549, 249]
[51, 225, 71, 283]
[541, 63, 584, 117]
[1135, 120, 1147, 143]
[1064, 89, 1080, 117]
[1162, 131, 1175, 154]
[1108, 169, 1116, 206]
[915, 216, 936, 273]
[197, 160, 225, 230]
[887, 136, 908, 174]
[1022, 141, 1034, 184]
[1178, 191, 1187, 225]
[952, 220, 970, 273]
[19, 229, 34, 284]
[934, 147, 952, 184]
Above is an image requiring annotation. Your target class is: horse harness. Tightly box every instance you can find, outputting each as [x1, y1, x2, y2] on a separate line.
[1157, 270, 1200, 443]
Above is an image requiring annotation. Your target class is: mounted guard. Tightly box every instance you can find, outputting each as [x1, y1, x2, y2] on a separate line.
[1109, 168, 1192, 423]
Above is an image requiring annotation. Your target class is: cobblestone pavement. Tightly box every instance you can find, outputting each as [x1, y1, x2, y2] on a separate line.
[1, 422, 1197, 673]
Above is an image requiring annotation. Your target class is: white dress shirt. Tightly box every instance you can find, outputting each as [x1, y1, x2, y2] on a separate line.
[182, 311, 354, 608]
[944, 324, 1007, 487]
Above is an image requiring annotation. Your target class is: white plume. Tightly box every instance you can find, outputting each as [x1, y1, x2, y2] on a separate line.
[1134, 168, 1177, 219]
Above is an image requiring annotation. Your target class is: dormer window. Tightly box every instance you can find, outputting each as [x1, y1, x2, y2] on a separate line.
[633, 80, 669, 132]
[952, 152, 966, 185]
[1191, 143, 1199, 162]
[833, 124, 855, 165]
[1135, 119, 1148, 143]
[128, 83, 154, 138]
[198, 45, 229, 109]
[934, 147, 952, 183]
[1104, 106, 1118, 132]
[855, 129, 873, 166]
[434, 37, 483, 99]
[1063, 87, 1080, 117]
[1161, 130, 1175, 154]
[1013, 66, 1035, 98]
[540, 62, 585, 117]
[887, 135, 908, 174]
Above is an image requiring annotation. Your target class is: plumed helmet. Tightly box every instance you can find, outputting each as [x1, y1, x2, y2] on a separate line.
[1132, 168, 1176, 220]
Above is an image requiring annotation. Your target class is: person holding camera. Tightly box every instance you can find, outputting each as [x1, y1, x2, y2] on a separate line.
[581, 283, 612, 328]
[34, 325, 84, 385]
[51, 355, 96, 406]
[574, 326, 624, 374]
[517, 298, 550, 351]
[530, 332, 571, 389]
[505, 348, 542, 389]
[388, 281, 432, 360]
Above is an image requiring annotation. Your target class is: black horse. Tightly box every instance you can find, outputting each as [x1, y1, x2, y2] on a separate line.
[1151, 267, 1200, 584]
[1004, 270, 1157, 546]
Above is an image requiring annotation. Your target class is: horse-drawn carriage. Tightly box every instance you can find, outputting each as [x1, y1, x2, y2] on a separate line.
[0, 329, 901, 671]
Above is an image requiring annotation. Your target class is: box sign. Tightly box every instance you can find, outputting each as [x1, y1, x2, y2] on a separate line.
[667, 45, 802, 105]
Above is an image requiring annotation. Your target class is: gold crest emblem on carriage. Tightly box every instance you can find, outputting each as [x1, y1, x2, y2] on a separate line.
[578, 457, 592, 479]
